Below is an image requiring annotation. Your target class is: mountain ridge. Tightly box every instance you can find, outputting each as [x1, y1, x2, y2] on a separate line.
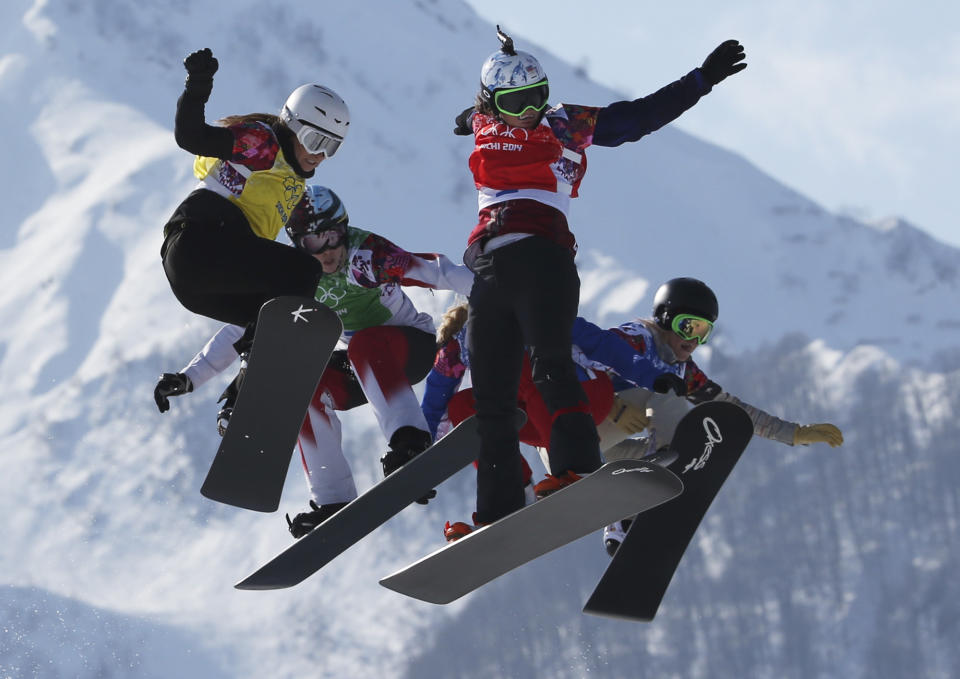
[1, 2, 957, 678]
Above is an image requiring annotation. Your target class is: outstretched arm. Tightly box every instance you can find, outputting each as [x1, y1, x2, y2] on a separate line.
[593, 40, 746, 147]
[360, 232, 474, 295]
[154, 324, 243, 413]
[711, 392, 843, 447]
[180, 324, 245, 389]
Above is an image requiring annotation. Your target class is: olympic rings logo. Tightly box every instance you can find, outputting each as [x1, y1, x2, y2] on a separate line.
[315, 285, 348, 307]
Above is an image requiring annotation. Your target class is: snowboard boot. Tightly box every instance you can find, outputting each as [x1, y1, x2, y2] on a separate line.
[443, 513, 488, 542]
[286, 500, 349, 539]
[602, 518, 633, 556]
[215, 354, 247, 437]
[216, 405, 233, 437]
[380, 426, 436, 504]
[533, 470, 583, 500]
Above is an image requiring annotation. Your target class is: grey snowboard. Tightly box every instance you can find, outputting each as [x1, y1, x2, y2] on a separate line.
[236, 414, 520, 590]
[379, 459, 684, 604]
[200, 296, 342, 512]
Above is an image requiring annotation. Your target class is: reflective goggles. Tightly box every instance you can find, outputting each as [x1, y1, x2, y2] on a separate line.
[493, 81, 549, 117]
[670, 314, 714, 345]
[298, 229, 345, 254]
[288, 117, 343, 158]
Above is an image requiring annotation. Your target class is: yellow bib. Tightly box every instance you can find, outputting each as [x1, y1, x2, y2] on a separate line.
[193, 151, 304, 240]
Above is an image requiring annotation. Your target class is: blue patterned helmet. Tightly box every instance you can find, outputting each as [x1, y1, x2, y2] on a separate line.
[481, 49, 547, 94]
[479, 26, 548, 109]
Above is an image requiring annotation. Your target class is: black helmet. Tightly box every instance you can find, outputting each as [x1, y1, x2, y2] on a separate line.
[652, 277, 719, 329]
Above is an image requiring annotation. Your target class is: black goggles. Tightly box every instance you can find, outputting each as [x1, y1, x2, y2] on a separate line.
[298, 229, 345, 254]
[493, 81, 549, 117]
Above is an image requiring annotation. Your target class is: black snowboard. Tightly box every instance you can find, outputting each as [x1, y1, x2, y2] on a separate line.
[236, 413, 522, 590]
[583, 400, 753, 621]
[200, 296, 342, 512]
[379, 459, 684, 605]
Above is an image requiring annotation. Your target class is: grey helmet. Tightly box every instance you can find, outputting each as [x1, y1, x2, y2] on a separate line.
[279, 84, 349, 157]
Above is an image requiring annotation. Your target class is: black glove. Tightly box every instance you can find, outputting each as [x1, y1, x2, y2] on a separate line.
[154, 372, 193, 413]
[183, 48, 218, 97]
[653, 373, 687, 397]
[184, 47, 218, 79]
[454, 106, 475, 136]
[700, 40, 747, 86]
[416, 489, 437, 505]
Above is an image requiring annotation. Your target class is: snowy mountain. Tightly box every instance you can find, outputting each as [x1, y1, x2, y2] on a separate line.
[1, 1, 958, 678]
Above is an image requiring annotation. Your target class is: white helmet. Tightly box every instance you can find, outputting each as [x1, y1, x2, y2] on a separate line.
[280, 84, 350, 158]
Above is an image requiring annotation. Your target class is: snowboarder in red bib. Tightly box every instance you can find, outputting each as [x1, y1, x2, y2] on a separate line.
[455, 27, 748, 529]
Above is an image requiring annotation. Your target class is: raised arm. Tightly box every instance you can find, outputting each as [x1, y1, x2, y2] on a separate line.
[174, 48, 234, 158]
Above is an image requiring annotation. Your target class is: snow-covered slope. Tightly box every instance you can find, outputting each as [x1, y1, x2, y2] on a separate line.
[1, 1, 957, 678]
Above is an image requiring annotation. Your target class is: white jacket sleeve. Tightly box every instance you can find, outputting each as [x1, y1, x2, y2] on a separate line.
[402, 254, 475, 296]
[713, 392, 798, 446]
[180, 324, 244, 389]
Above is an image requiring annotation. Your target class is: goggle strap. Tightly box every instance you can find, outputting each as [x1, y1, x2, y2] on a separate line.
[495, 80, 549, 97]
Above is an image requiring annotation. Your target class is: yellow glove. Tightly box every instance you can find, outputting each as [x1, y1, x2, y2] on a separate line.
[608, 396, 650, 435]
[794, 423, 844, 447]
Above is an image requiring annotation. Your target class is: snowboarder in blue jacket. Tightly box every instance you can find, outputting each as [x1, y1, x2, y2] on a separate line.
[575, 278, 844, 554]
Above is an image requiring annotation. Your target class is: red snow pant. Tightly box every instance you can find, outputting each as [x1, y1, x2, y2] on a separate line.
[446, 356, 615, 485]
[298, 325, 436, 475]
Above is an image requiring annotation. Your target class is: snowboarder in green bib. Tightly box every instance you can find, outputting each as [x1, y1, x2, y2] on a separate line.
[283, 185, 475, 530]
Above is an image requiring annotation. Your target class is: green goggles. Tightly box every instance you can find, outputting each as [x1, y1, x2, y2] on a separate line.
[670, 314, 714, 345]
[493, 81, 549, 117]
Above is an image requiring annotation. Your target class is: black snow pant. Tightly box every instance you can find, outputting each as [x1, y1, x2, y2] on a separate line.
[161, 189, 324, 328]
[467, 236, 602, 524]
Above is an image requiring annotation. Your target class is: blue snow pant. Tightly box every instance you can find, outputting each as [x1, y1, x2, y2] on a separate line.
[467, 235, 602, 524]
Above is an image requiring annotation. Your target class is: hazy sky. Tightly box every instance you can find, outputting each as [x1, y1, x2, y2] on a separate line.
[464, 0, 959, 248]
